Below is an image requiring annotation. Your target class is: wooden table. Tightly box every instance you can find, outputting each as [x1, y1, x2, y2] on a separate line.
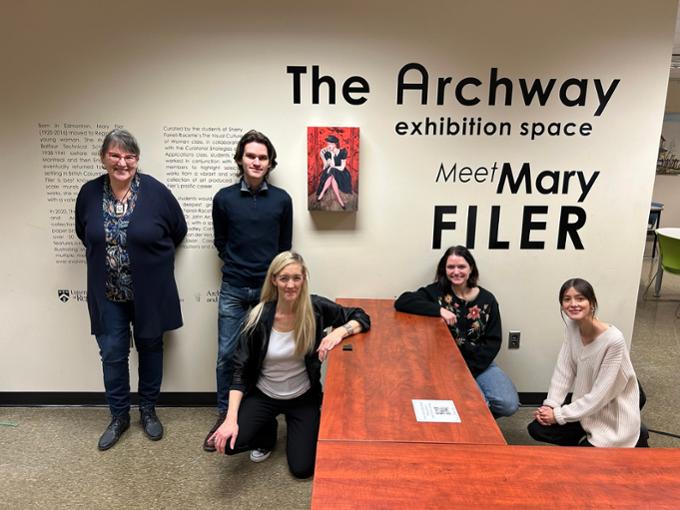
[312, 441, 680, 509]
[313, 298, 680, 509]
[319, 298, 505, 445]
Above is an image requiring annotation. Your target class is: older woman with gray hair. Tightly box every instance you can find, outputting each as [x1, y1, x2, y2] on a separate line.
[75, 129, 187, 450]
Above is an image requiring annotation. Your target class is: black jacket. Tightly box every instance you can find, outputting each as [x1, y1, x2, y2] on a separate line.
[230, 295, 371, 397]
[394, 283, 501, 377]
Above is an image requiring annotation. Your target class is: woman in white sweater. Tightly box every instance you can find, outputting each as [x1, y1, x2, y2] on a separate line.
[527, 278, 646, 447]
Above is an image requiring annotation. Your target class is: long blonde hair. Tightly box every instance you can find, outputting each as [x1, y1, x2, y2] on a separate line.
[243, 251, 316, 356]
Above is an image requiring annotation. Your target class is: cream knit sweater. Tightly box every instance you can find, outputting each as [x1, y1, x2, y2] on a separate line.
[544, 319, 640, 447]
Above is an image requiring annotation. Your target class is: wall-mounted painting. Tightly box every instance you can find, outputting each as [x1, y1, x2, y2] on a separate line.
[307, 127, 360, 211]
[658, 113, 680, 175]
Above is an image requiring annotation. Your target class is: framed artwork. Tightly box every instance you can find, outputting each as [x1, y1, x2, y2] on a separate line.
[657, 113, 680, 175]
[307, 126, 360, 211]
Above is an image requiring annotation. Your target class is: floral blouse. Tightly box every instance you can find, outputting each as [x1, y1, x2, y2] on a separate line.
[438, 292, 492, 348]
[102, 174, 140, 302]
[394, 283, 502, 376]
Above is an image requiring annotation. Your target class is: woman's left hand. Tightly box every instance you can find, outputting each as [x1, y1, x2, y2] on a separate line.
[317, 328, 345, 361]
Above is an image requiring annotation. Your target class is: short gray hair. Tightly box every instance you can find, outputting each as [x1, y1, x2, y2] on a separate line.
[100, 129, 140, 157]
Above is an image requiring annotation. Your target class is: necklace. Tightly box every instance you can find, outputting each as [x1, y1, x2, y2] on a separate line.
[114, 186, 132, 216]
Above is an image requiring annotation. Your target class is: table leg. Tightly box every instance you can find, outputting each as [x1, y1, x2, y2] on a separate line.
[652, 211, 661, 259]
[654, 257, 664, 296]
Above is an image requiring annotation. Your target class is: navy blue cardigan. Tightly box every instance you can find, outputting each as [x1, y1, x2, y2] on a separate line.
[75, 173, 187, 338]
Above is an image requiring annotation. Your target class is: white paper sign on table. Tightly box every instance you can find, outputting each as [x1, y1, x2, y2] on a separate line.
[412, 399, 461, 423]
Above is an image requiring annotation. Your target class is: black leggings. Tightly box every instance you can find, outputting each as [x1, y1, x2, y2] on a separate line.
[225, 388, 321, 478]
[527, 419, 649, 447]
[527, 419, 593, 446]
[528, 383, 649, 448]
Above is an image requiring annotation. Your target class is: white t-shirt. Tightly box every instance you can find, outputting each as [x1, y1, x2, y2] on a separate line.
[256, 328, 311, 400]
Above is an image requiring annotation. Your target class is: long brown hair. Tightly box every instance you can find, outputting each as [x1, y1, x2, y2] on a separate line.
[435, 245, 479, 294]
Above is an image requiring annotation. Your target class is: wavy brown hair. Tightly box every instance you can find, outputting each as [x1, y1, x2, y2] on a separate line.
[234, 129, 278, 177]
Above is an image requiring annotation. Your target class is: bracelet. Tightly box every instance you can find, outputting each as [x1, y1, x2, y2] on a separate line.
[342, 323, 353, 336]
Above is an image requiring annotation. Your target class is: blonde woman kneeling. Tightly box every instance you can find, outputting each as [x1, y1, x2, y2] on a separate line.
[211, 251, 370, 478]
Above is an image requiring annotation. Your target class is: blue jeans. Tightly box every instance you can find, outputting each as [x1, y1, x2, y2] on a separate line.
[475, 362, 519, 418]
[216, 281, 260, 412]
[95, 300, 164, 419]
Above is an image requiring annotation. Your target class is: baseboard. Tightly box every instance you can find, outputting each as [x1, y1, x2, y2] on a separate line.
[518, 392, 547, 406]
[2, 391, 546, 407]
[0, 392, 216, 407]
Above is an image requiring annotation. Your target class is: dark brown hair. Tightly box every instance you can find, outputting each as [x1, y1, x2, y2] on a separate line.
[559, 278, 598, 314]
[435, 245, 479, 294]
[234, 129, 278, 176]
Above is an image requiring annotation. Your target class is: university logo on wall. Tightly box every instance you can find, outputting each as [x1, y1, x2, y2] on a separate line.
[307, 127, 360, 212]
[58, 289, 70, 303]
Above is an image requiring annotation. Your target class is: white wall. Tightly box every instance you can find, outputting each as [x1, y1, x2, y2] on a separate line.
[0, 0, 676, 393]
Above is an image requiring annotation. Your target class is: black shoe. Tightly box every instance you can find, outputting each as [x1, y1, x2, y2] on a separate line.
[140, 408, 164, 441]
[203, 411, 227, 452]
[636, 423, 650, 448]
[98, 416, 130, 451]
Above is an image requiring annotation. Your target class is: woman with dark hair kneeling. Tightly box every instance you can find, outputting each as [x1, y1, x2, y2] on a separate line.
[211, 251, 370, 478]
[527, 278, 645, 447]
[395, 245, 519, 418]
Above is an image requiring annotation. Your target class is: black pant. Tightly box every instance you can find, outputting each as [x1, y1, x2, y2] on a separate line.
[225, 388, 321, 479]
[527, 419, 593, 446]
[527, 419, 649, 447]
[528, 382, 649, 448]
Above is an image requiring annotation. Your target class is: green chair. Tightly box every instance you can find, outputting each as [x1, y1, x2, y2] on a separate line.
[653, 230, 680, 316]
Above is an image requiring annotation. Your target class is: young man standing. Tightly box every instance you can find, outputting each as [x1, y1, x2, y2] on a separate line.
[203, 130, 293, 453]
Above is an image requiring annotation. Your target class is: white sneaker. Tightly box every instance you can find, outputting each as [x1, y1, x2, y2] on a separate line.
[249, 448, 272, 463]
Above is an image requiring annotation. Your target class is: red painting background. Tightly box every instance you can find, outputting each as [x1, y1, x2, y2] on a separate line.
[307, 126, 360, 195]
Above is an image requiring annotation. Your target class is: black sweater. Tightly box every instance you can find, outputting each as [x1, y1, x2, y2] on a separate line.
[212, 181, 293, 288]
[394, 283, 501, 377]
[230, 295, 371, 397]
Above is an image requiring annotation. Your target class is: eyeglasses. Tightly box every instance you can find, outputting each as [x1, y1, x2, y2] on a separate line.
[276, 275, 303, 284]
[106, 152, 138, 164]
